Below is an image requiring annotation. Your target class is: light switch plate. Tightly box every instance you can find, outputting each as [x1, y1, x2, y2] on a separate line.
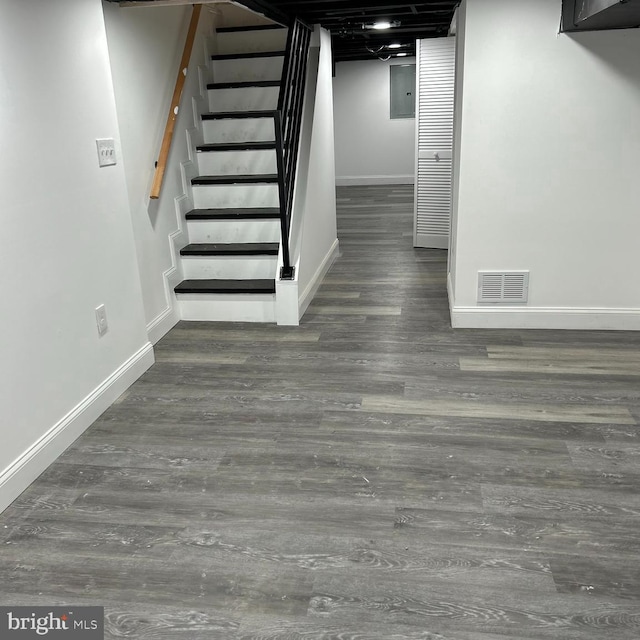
[96, 138, 116, 167]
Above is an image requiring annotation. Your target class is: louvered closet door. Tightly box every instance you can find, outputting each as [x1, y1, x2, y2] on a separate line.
[414, 37, 456, 249]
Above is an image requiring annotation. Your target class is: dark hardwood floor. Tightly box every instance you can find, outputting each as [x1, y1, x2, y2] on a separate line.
[2, 185, 640, 638]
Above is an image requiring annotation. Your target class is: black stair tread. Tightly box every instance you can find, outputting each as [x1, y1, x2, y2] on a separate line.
[196, 141, 276, 152]
[180, 243, 279, 256]
[216, 24, 286, 33]
[202, 110, 277, 120]
[191, 173, 278, 185]
[207, 80, 280, 90]
[175, 279, 276, 294]
[211, 50, 286, 60]
[185, 207, 280, 220]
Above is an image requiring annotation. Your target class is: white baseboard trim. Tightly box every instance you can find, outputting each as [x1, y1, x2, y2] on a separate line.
[299, 238, 340, 319]
[447, 271, 455, 320]
[0, 343, 154, 514]
[147, 302, 179, 345]
[335, 175, 414, 186]
[451, 306, 640, 331]
[146, 262, 182, 345]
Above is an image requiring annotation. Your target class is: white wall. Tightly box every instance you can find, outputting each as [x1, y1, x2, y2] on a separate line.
[103, 3, 189, 341]
[103, 4, 217, 342]
[450, 0, 640, 329]
[333, 58, 416, 185]
[0, 0, 152, 512]
[448, 1, 467, 299]
[296, 27, 339, 314]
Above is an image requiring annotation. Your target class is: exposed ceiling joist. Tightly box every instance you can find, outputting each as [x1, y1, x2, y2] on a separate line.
[265, 0, 458, 61]
[116, 0, 224, 6]
[107, 0, 458, 62]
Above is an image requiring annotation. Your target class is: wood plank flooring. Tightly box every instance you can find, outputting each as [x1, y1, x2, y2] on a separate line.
[2, 184, 640, 638]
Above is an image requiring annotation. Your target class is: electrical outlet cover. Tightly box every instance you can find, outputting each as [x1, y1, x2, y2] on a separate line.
[95, 304, 108, 336]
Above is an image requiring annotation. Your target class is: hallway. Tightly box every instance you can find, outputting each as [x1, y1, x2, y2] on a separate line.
[1, 185, 640, 638]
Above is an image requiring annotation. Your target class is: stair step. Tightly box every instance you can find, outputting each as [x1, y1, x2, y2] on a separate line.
[201, 113, 275, 145]
[191, 174, 278, 186]
[175, 279, 276, 294]
[202, 110, 277, 121]
[216, 24, 286, 33]
[216, 23, 288, 57]
[211, 54, 284, 84]
[196, 142, 276, 152]
[180, 243, 279, 256]
[207, 80, 280, 90]
[211, 50, 286, 61]
[186, 208, 280, 220]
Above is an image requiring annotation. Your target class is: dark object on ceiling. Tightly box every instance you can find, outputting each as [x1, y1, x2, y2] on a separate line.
[107, 0, 458, 63]
[561, 0, 640, 31]
[261, 0, 458, 62]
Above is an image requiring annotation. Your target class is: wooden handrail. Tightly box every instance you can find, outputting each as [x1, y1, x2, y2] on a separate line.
[150, 4, 202, 200]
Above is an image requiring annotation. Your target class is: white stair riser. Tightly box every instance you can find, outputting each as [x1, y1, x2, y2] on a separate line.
[212, 57, 284, 83]
[179, 295, 276, 322]
[203, 118, 275, 144]
[208, 86, 279, 112]
[187, 219, 280, 243]
[197, 149, 276, 176]
[216, 30, 287, 55]
[192, 183, 279, 209]
[181, 255, 277, 279]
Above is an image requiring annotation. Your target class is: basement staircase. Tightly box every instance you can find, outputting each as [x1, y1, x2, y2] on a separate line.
[175, 22, 290, 323]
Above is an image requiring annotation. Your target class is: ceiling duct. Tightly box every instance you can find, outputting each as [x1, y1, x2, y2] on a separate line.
[561, 0, 640, 32]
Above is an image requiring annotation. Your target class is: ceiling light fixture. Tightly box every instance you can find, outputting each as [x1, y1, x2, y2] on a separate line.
[387, 43, 402, 49]
[363, 19, 400, 31]
[395, 52, 408, 57]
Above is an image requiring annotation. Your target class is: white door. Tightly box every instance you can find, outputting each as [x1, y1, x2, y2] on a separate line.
[414, 37, 456, 249]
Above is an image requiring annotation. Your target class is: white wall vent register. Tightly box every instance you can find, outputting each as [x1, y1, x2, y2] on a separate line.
[478, 271, 529, 304]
